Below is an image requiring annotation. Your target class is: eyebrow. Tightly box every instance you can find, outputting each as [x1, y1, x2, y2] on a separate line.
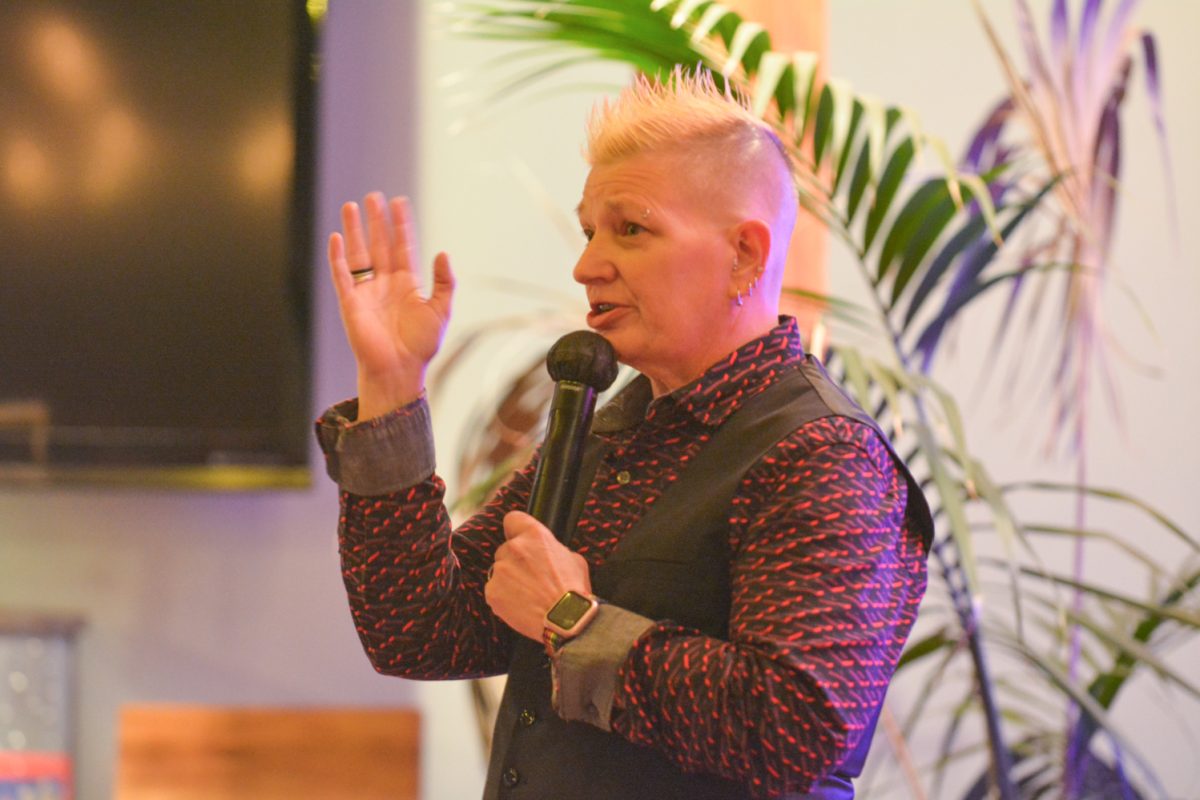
[575, 198, 648, 220]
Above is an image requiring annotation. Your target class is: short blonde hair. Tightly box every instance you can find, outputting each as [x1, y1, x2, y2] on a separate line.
[586, 68, 794, 177]
[586, 67, 798, 227]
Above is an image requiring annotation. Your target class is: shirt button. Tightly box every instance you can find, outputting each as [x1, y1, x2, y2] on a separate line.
[615, 469, 631, 485]
[502, 767, 521, 788]
[519, 708, 537, 727]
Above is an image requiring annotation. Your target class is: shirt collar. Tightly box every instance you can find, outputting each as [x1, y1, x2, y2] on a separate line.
[593, 316, 806, 433]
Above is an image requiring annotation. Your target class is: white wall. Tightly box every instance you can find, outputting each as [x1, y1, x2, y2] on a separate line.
[1, 2, 1195, 798]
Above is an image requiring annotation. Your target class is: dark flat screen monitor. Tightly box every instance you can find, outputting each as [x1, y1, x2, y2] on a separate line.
[0, 0, 317, 488]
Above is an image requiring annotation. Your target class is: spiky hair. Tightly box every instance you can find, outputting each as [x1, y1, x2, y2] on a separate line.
[585, 67, 796, 190]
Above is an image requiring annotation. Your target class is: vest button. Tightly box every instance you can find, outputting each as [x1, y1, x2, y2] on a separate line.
[502, 767, 521, 788]
[519, 708, 537, 727]
[615, 469, 631, 485]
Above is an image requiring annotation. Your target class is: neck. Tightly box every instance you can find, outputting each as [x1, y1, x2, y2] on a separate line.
[646, 308, 779, 397]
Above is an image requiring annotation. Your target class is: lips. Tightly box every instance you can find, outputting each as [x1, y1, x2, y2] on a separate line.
[586, 301, 627, 328]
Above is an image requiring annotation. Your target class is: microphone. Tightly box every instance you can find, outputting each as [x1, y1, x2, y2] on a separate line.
[527, 330, 618, 540]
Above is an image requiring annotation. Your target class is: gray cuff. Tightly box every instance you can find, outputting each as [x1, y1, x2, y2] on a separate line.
[313, 396, 436, 496]
[553, 605, 655, 731]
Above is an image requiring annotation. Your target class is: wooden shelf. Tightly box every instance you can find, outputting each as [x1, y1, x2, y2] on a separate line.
[115, 705, 420, 800]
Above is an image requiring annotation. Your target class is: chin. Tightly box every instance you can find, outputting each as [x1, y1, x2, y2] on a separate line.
[588, 327, 628, 355]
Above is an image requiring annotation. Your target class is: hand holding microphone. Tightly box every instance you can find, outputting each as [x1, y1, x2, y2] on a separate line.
[485, 331, 618, 641]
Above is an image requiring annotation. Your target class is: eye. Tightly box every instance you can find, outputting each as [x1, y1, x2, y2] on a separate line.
[581, 228, 594, 242]
[621, 221, 645, 236]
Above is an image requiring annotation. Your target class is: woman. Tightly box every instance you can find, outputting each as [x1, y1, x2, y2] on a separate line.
[316, 69, 931, 800]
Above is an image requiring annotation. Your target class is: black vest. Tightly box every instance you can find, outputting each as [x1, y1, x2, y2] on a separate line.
[483, 356, 933, 800]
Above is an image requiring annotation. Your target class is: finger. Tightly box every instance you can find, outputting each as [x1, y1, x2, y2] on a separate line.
[389, 196, 421, 280]
[327, 232, 354, 303]
[428, 251, 455, 321]
[364, 191, 393, 275]
[340, 201, 371, 271]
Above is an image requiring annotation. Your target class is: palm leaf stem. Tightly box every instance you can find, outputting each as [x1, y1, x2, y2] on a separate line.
[878, 703, 929, 800]
[930, 531, 1017, 799]
[1065, 417, 1090, 797]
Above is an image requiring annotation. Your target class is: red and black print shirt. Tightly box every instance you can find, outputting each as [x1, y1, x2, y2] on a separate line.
[315, 317, 928, 798]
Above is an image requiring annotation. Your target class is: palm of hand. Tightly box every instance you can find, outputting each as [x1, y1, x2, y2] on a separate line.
[328, 193, 455, 418]
[344, 267, 447, 375]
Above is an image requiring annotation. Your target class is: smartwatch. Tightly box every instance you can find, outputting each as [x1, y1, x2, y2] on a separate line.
[542, 590, 601, 656]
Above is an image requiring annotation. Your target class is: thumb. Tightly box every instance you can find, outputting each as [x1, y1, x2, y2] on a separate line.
[502, 510, 544, 541]
[428, 251, 455, 320]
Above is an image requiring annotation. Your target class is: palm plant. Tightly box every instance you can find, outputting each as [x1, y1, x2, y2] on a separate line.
[437, 1, 1198, 796]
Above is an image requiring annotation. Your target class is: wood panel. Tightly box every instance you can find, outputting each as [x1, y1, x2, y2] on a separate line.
[115, 706, 419, 800]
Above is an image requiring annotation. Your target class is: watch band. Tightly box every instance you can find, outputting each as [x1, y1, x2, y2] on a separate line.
[542, 628, 565, 657]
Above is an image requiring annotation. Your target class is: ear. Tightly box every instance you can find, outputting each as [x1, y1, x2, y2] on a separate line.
[727, 218, 771, 297]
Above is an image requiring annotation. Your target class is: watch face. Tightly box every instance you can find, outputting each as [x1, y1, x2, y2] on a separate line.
[548, 591, 595, 629]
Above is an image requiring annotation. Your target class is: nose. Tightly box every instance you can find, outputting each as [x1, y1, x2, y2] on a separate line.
[572, 240, 615, 286]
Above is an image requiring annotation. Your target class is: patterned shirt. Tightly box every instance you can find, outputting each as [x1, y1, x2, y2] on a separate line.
[316, 317, 929, 798]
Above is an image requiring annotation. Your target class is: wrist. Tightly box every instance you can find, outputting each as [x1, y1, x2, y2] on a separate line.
[547, 604, 656, 731]
[356, 369, 426, 421]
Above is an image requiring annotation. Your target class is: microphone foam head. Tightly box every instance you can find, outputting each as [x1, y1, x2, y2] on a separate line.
[546, 330, 618, 391]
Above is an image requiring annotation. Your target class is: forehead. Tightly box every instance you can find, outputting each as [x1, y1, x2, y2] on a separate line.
[577, 150, 703, 219]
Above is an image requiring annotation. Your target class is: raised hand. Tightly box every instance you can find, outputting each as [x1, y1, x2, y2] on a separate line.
[328, 192, 455, 420]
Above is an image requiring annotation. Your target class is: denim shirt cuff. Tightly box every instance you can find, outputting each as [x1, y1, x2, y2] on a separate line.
[313, 396, 436, 496]
[552, 604, 655, 731]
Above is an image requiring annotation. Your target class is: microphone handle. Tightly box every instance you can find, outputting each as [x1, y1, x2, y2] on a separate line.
[527, 380, 597, 540]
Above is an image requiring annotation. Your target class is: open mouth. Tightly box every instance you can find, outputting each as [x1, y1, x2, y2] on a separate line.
[587, 302, 625, 328]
